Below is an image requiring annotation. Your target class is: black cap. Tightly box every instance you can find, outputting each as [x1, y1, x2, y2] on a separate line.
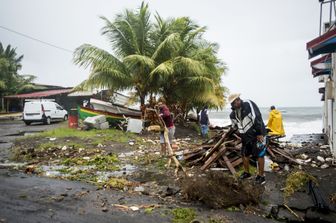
[270, 106, 275, 110]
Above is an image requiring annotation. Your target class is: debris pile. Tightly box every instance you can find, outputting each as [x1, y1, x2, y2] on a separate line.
[183, 127, 317, 174]
[181, 171, 264, 208]
[83, 115, 109, 130]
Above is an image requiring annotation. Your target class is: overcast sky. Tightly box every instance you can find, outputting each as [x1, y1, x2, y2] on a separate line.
[0, 0, 328, 107]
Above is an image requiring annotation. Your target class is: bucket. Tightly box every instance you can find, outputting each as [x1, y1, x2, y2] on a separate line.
[68, 108, 78, 128]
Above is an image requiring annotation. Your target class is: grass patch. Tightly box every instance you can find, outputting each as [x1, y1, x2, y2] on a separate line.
[284, 171, 317, 197]
[66, 169, 97, 183]
[61, 154, 120, 171]
[28, 127, 139, 143]
[144, 207, 154, 214]
[171, 208, 196, 223]
[156, 157, 167, 170]
[104, 177, 133, 190]
[235, 165, 257, 177]
[189, 122, 200, 134]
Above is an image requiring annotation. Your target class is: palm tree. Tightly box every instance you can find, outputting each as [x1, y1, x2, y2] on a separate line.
[150, 17, 227, 114]
[74, 2, 227, 115]
[74, 2, 156, 107]
[0, 43, 24, 95]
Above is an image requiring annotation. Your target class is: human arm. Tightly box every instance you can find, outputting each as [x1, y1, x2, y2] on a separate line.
[250, 101, 266, 140]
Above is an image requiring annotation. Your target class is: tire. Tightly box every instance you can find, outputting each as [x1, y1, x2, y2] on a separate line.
[44, 117, 51, 125]
[63, 115, 68, 121]
[24, 121, 31, 125]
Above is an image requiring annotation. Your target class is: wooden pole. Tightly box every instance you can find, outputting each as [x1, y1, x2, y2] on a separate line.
[147, 108, 186, 175]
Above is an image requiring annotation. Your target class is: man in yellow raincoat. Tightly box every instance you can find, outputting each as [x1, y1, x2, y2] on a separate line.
[267, 106, 285, 136]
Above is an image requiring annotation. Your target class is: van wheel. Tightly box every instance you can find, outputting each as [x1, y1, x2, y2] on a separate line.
[44, 117, 51, 125]
[63, 115, 68, 121]
[24, 121, 31, 125]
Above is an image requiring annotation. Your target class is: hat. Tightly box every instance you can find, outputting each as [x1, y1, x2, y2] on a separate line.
[227, 93, 241, 104]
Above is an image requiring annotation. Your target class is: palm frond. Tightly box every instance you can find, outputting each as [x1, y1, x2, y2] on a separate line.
[123, 54, 155, 71]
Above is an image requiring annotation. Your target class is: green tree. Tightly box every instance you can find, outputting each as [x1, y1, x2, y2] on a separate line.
[74, 2, 227, 115]
[150, 16, 227, 115]
[74, 2, 155, 107]
[0, 43, 24, 95]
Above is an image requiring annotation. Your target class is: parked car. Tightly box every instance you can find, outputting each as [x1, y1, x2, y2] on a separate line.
[23, 99, 68, 125]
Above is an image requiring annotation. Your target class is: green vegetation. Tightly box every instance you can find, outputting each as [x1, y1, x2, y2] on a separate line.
[284, 171, 317, 197]
[171, 208, 196, 223]
[144, 207, 154, 214]
[0, 43, 42, 111]
[34, 127, 138, 143]
[61, 154, 120, 171]
[104, 177, 133, 190]
[73, 2, 227, 116]
[236, 165, 257, 177]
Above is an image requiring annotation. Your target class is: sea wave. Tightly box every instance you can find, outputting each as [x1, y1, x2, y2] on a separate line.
[209, 118, 323, 141]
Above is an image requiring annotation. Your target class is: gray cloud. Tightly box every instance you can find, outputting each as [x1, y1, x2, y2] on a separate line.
[0, 0, 323, 107]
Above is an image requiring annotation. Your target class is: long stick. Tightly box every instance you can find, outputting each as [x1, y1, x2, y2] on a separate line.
[148, 108, 186, 175]
[283, 204, 304, 221]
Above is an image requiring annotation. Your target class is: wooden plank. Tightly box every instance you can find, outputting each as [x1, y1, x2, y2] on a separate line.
[230, 157, 243, 167]
[201, 145, 227, 170]
[272, 148, 302, 165]
[186, 156, 204, 166]
[202, 128, 234, 161]
[218, 158, 227, 168]
[223, 155, 236, 175]
[267, 147, 276, 158]
[184, 149, 206, 161]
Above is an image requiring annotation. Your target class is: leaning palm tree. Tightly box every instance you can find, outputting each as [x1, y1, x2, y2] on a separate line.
[74, 2, 156, 107]
[74, 2, 227, 113]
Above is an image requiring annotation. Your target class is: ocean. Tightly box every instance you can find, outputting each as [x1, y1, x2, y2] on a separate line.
[208, 107, 323, 140]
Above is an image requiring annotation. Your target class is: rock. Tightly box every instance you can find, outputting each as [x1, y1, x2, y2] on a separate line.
[61, 146, 67, 151]
[163, 186, 180, 196]
[129, 206, 139, 211]
[101, 207, 108, 212]
[317, 156, 325, 163]
[24, 165, 36, 174]
[49, 137, 56, 141]
[325, 157, 333, 162]
[295, 159, 304, 165]
[311, 163, 318, 168]
[304, 158, 312, 163]
[320, 145, 329, 149]
[78, 148, 84, 153]
[118, 153, 126, 158]
[134, 186, 145, 192]
[300, 154, 309, 160]
[97, 143, 104, 148]
[83, 157, 90, 160]
[320, 164, 329, 169]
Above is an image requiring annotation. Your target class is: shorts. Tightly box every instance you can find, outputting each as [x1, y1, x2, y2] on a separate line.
[241, 137, 268, 158]
[241, 140, 258, 157]
[160, 126, 175, 144]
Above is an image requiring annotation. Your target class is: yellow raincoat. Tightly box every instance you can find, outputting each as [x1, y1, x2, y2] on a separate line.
[267, 109, 285, 136]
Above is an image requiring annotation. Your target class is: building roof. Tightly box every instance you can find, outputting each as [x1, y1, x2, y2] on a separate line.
[307, 28, 336, 58]
[4, 88, 73, 99]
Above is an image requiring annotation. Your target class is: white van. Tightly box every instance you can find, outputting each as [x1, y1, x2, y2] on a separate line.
[23, 99, 68, 125]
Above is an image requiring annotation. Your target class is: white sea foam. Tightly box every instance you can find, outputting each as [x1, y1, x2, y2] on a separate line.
[209, 118, 323, 141]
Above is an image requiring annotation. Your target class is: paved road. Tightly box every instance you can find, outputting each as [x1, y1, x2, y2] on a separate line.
[0, 119, 65, 162]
